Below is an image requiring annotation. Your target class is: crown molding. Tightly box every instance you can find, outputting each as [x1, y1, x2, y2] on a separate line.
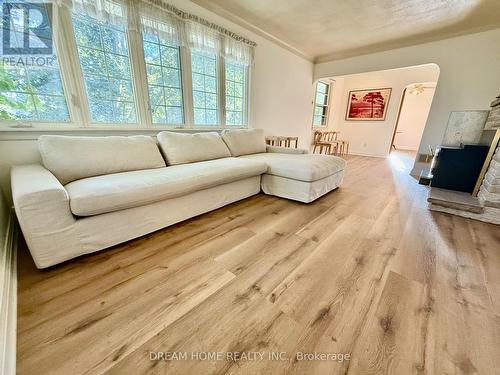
[314, 25, 500, 64]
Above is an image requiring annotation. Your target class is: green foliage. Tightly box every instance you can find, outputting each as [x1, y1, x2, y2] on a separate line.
[74, 14, 137, 123]
[225, 61, 245, 125]
[143, 31, 184, 125]
[0, 63, 69, 121]
[0, 64, 36, 120]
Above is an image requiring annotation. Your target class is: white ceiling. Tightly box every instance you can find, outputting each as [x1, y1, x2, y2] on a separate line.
[191, 0, 500, 62]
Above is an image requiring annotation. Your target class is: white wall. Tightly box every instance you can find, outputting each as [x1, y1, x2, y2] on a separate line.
[0, 0, 314, 202]
[324, 65, 439, 157]
[393, 86, 436, 151]
[315, 28, 500, 157]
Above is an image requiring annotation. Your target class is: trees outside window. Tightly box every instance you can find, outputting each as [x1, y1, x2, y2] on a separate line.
[73, 14, 136, 123]
[191, 51, 218, 126]
[0, 4, 69, 122]
[142, 29, 184, 125]
[224, 61, 246, 126]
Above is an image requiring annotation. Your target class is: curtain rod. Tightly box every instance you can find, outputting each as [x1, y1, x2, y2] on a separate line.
[144, 0, 257, 47]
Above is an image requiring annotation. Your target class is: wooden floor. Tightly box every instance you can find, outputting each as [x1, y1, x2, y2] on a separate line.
[17, 152, 500, 375]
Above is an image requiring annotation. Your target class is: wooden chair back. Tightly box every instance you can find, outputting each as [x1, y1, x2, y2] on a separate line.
[324, 131, 338, 141]
[314, 131, 338, 143]
[313, 130, 325, 144]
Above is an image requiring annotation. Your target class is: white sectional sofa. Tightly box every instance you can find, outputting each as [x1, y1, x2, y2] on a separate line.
[11, 129, 345, 268]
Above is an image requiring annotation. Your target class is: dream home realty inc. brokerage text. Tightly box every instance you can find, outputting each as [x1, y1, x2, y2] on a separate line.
[149, 351, 351, 362]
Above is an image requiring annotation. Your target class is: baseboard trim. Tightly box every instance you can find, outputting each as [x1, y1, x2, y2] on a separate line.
[0, 210, 17, 375]
[348, 151, 387, 158]
[393, 146, 418, 151]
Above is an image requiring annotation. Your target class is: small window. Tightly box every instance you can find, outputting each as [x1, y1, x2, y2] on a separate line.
[0, 4, 69, 122]
[191, 51, 218, 125]
[142, 26, 184, 125]
[72, 11, 136, 123]
[312, 81, 330, 126]
[224, 61, 247, 126]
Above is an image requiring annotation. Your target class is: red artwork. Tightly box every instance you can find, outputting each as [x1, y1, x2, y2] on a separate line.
[346, 88, 391, 121]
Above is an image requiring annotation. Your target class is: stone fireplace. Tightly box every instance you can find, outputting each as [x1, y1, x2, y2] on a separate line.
[428, 95, 500, 225]
[478, 97, 500, 209]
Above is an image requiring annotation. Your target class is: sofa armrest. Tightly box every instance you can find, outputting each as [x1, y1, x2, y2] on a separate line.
[11, 164, 75, 235]
[266, 145, 308, 154]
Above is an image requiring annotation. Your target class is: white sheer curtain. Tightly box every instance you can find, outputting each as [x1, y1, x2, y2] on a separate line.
[185, 22, 254, 65]
[139, 1, 185, 46]
[185, 21, 221, 56]
[222, 35, 254, 66]
[138, 1, 255, 65]
[71, 0, 127, 26]
[68, 0, 255, 65]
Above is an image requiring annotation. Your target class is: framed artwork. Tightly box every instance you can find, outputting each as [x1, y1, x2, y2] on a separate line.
[345, 88, 391, 121]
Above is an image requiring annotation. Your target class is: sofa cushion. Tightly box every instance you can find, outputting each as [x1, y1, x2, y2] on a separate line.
[221, 129, 266, 156]
[65, 158, 267, 216]
[39, 135, 166, 185]
[157, 131, 231, 165]
[240, 153, 346, 182]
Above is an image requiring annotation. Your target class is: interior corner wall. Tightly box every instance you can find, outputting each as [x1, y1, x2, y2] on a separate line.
[249, 41, 314, 150]
[324, 65, 439, 157]
[0, 0, 314, 204]
[315, 28, 500, 157]
[326, 77, 345, 132]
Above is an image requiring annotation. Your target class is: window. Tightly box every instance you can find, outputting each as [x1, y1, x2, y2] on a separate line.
[0, 4, 69, 121]
[313, 81, 330, 126]
[73, 13, 136, 123]
[142, 29, 184, 125]
[191, 51, 218, 125]
[224, 61, 246, 126]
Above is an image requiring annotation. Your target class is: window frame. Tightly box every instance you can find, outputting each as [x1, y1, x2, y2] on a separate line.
[72, 11, 139, 126]
[312, 80, 331, 128]
[222, 60, 249, 127]
[140, 28, 185, 127]
[190, 49, 220, 127]
[0, 2, 251, 131]
[0, 4, 76, 128]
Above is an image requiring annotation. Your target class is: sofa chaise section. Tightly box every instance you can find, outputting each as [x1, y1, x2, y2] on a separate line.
[221, 129, 346, 203]
[241, 153, 346, 203]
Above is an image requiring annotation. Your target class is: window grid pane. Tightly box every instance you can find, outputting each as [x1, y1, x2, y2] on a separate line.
[0, 7, 69, 122]
[313, 81, 330, 126]
[142, 28, 184, 125]
[224, 61, 246, 126]
[73, 13, 137, 124]
[191, 51, 218, 125]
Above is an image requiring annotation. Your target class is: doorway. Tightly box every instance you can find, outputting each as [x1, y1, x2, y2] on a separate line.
[390, 82, 437, 153]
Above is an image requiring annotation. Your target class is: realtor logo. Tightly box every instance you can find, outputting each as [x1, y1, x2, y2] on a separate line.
[2, 2, 53, 55]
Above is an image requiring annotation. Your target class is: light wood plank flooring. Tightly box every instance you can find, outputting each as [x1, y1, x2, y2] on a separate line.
[17, 152, 500, 374]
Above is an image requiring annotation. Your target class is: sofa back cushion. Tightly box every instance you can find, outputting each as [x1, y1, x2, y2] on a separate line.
[157, 131, 231, 165]
[221, 129, 266, 156]
[38, 135, 166, 185]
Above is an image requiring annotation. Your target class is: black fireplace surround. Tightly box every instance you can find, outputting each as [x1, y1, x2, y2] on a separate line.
[430, 144, 489, 193]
